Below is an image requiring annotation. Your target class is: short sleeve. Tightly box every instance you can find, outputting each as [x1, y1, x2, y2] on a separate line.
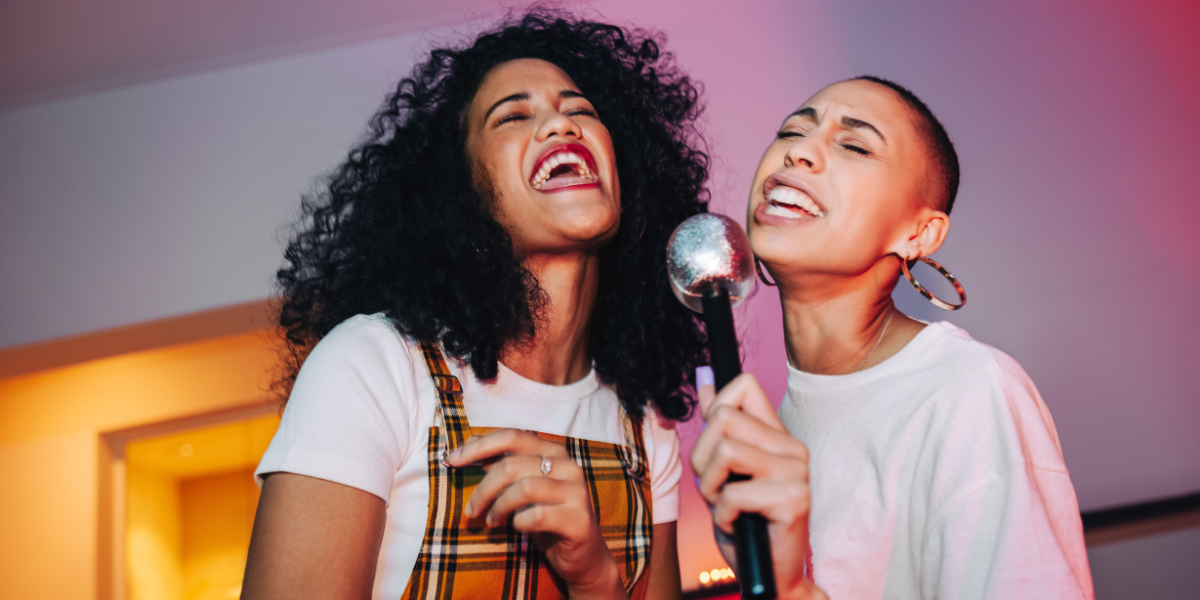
[643, 407, 682, 524]
[921, 349, 1093, 600]
[255, 315, 426, 503]
[924, 470, 1090, 600]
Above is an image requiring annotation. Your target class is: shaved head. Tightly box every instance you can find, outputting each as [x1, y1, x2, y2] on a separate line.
[852, 76, 959, 214]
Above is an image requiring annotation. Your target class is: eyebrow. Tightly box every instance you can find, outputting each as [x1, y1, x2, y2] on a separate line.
[483, 92, 529, 123]
[785, 107, 887, 143]
[788, 107, 818, 121]
[840, 116, 887, 142]
[483, 90, 588, 123]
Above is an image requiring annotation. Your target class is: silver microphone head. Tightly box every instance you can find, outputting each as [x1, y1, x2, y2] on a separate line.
[666, 213, 756, 313]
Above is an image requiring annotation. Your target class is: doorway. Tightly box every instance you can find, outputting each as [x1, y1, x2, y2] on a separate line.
[104, 405, 279, 600]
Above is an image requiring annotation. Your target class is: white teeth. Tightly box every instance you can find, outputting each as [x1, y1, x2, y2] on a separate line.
[764, 203, 799, 217]
[766, 185, 823, 217]
[530, 151, 595, 189]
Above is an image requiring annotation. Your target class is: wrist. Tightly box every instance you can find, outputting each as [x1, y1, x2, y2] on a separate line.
[566, 556, 626, 600]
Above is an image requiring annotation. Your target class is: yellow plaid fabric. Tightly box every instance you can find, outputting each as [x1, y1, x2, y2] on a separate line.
[402, 343, 653, 600]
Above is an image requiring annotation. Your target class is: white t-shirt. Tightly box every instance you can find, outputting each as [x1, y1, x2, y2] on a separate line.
[256, 314, 682, 599]
[778, 322, 1093, 600]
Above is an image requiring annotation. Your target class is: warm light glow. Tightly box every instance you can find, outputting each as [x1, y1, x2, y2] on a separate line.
[698, 566, 736, 586]
[0, 327, 280, 598]
[126, 415, 279, 600]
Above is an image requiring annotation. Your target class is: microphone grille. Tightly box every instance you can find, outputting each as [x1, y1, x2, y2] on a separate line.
[666, 213, 756, 313]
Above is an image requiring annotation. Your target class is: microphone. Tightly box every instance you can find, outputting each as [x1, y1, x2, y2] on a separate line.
[667, 213, 776, 600]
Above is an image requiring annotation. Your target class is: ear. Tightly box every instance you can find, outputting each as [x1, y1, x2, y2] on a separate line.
[888, 207, 949, 260]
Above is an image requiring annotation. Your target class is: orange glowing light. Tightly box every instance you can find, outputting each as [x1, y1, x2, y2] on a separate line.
[698, 567, 736, 586]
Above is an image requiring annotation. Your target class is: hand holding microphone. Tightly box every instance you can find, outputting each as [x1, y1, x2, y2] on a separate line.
[691, 370, 826, 600]
[667, 214, 775, 599]
[670, 214, 826, 600]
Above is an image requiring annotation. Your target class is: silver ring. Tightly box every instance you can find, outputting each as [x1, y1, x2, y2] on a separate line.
[440, 449, 450, 468]
[540, 456, 552, 476]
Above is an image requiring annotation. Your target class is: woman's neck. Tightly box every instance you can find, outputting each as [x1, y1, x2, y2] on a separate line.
[501, 252, 599, 386]
[778, 271, 925, 375]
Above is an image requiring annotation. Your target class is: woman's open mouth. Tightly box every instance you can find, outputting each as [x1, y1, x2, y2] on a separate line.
[762, 174, 824, 219]
[530, 143, 599, 192]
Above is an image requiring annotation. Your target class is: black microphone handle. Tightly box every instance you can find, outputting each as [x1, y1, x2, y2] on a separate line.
[700, 287, 777, 600]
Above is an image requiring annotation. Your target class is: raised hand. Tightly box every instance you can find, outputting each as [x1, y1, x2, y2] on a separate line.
[690, 373, 828, 600]
[447, 429, 627, 600]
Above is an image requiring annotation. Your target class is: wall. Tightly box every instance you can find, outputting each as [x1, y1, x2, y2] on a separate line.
[1089, 527, 1200, 600]
[0, 332, 278, 599]
[0, 32, 425, 348]
[3, 0, 1197, 512]
[127, 467, 185, 600]
[181, 468, 261, 600]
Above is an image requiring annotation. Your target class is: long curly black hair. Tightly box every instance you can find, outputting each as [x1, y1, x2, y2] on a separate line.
[276, 9, 710, 419]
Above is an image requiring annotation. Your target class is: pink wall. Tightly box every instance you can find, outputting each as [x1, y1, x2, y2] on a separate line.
[582, 0, 1200, 510]
[580, 0, 1200, 585]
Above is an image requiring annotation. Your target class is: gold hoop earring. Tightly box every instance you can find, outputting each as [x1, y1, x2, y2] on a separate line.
[755, 257, 777, 287]
[901, 256, 966, 310]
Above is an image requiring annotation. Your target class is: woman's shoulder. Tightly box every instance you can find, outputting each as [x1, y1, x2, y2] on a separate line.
[308, 313, 414, 360]
[296, 313, 425, 389]
[914, 322, 1066, 466]
[913, 321, 1032, 388]
[320, 312, 404, 345]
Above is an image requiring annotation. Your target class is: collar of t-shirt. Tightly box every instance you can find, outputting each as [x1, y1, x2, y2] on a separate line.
[447, 355, 624, 445]
[785, 321, 961, 393]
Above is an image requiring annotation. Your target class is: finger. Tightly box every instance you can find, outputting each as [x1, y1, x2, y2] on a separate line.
[703, 373, 784, 429]
[464, 454, 547, 518]
[690, 406, 807, 476]
[696, 366, 716, 414]
[448, 428, 567, 466]
[510, 502, 592, 540]
[695, 437, 808, 506]
[711, 478, 818, 600]
[710, 477, 811, 536]
[487, 477, 578, 527]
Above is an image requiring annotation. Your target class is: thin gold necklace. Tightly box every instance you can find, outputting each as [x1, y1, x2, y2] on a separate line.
[856, 309, 895, 372]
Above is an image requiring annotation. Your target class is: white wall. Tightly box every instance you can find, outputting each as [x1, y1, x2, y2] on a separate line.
[2, 0, 1197, 541]
[0, 30, 430, 347]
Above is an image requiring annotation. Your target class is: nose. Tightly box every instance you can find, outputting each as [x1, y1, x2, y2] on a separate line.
[783, 135, 824, 173]
[536, 110, 583, 141]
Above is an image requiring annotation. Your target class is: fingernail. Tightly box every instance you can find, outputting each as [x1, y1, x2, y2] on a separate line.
[696, 366, 714, 388]
[693, 475, 701, 488]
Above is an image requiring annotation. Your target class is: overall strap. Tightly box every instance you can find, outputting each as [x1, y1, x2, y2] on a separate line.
[418, 342, 471, 450]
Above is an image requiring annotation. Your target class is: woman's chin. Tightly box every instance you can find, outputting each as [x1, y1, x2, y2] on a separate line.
[529, 216, 620, 254]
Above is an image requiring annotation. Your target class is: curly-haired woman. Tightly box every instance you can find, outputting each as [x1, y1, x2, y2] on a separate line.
[241, 10, 709, 600]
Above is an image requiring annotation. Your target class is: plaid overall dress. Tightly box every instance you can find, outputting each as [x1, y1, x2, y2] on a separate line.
[401, 343, 654, 600]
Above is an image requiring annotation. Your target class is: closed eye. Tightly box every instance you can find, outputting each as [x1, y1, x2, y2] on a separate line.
[841, 143, 870, 156]
[567, 108, 598, 118]
[496, 113, 528, 126]
[776, 130, 805, 140]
